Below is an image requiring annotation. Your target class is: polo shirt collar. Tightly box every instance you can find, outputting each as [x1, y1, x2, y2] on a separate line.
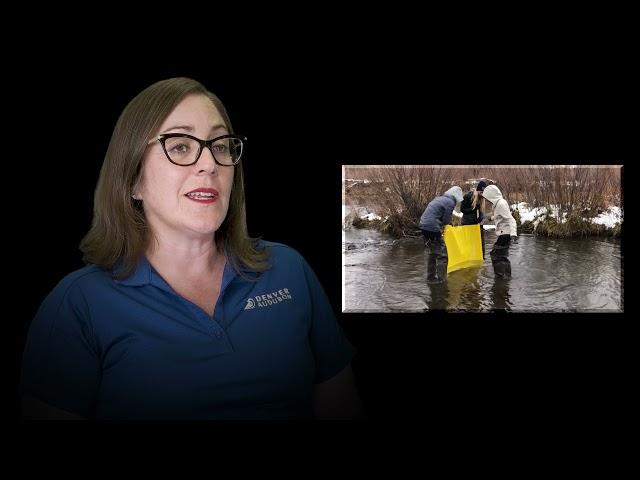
[114, 254, 256, 293]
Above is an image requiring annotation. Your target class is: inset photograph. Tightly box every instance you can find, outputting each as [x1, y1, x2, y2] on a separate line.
[342, 165, 623, 312]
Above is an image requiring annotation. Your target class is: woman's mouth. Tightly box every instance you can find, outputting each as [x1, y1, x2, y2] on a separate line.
[185, 188, 219, 204]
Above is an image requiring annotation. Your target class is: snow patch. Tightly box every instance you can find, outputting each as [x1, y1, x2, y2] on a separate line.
[592, 206, 623, 228]
[511, 203, 623, 230]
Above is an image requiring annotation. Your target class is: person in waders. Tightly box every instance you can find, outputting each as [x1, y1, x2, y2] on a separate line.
[481, 184, 518, 278]
[419, 186, 463, 283]
[460, 179, 487, 259]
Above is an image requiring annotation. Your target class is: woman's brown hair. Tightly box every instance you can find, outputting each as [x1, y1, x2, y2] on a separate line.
[80, 77, 270, 279]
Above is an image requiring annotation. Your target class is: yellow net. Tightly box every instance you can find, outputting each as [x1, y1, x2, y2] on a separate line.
[443, 224, 484, 273]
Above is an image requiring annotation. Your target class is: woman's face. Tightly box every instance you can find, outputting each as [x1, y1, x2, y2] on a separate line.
[135, 94, 235, 242]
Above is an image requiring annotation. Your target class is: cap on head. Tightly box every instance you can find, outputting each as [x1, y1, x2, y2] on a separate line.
[476, 180, 487, 191]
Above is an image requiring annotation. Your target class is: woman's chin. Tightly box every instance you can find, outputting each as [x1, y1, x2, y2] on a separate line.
[185, 221, 222, 238]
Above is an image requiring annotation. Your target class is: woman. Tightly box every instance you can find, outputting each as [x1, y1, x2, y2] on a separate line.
[460, 180, 487, 226]
[21, 78, 362, 420]
[481, 184, 518, 278]
[419, 186, 463, 283]
[460, 180, 487, 259]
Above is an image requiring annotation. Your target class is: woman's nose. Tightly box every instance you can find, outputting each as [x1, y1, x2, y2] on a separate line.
[197, 145, 218, 173]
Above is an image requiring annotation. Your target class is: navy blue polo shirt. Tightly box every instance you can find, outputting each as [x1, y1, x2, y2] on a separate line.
[21, 241, 354, 419]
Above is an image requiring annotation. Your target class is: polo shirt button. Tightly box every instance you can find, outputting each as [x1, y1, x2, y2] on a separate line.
[215, 331, 223, 339]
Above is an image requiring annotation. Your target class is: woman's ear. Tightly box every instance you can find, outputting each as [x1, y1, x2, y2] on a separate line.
[131, 184, 142, 200]
[131, 175, 143, 200]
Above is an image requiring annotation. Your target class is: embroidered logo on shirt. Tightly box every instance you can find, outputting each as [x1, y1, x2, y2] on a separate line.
[244, 288, 292, 310]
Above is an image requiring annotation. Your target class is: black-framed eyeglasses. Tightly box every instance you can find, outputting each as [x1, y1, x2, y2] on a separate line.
[148, 133, 246, 166]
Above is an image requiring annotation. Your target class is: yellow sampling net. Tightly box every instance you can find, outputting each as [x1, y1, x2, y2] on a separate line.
[443, 224, 484, 273]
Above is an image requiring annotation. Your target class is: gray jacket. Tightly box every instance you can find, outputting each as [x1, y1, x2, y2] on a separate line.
[482, 185, 517, 237]
[419, 186, 463, 233]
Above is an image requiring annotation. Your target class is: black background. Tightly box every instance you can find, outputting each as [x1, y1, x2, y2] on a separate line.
[10, 39, 631, 423]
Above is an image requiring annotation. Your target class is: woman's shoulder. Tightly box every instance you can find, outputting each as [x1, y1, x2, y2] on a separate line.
[254, 240, 320, 276]
[48, 264, 115, 301]
[256, 240, 305, 263]
[496, 197, 510, 209]
[33, 265, 115, 322]
[254, 240, 323, 285]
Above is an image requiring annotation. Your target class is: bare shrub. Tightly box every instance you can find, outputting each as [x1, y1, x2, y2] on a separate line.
[343, 165, 622, 238]
[365, 166, 461, 235]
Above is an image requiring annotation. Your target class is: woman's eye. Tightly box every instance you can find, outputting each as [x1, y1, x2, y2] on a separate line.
[170, 143, 190, 153]
[212, 143, 228, 153]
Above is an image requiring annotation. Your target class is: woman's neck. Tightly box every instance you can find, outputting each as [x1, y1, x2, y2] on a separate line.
[145, 234, 224, 280]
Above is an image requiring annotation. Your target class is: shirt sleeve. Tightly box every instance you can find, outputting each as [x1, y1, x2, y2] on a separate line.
[21, 279, 101, 417]
[505, 202, 517, 236]
[495, 200, 517, 236]
[300, 257, 356, 384]
[494, 203, 504, 229]
[441, 204, 453, 226]
[509, 215, 518, 236]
